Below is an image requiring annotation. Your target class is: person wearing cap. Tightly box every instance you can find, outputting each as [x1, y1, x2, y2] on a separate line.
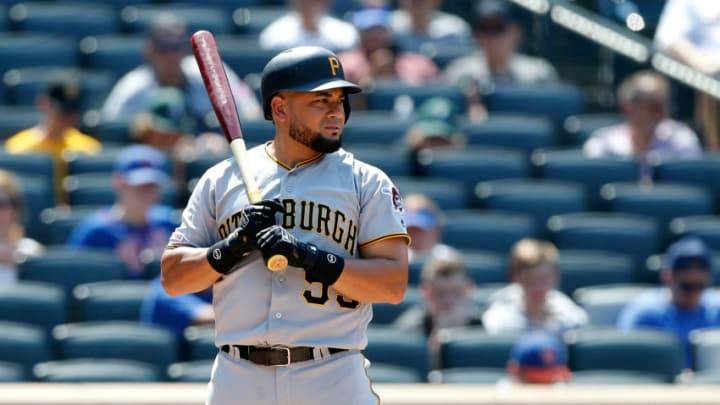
[505, 332, 572, 385]
[404, 193, 449, 263]
[259, 0, 359, 51]
[5, 77, 102, 203]
[67, 145, 178, 278]
[618, 237, 720, 369]
[390, 0, 472, 51]
[102, 13, 261, 125]
[140, 275, 213, 337]
[339, 8, 438, 87]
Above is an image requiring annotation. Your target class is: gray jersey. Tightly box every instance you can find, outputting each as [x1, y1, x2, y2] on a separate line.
[168, 143, 408, 350]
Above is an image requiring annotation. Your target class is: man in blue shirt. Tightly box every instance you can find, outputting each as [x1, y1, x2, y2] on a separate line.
[140, 276, 213, 337]
[617, 237, 720, 369]
[68, 145, 178, 278]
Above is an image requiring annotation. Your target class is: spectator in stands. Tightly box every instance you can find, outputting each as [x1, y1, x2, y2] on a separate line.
[0, 170, 43, 284]
[618, 237, 720, 369]
[67, 145, 177, 278]
[483, 239, 588, 335]
[5, 78, 101, 203]
[655, 0, 720, 151]
[140, 276, 213, 337]
[405, 193, 448, 263]
[102, 13, 261, 126]
[390, 0, 472, 51]
[583, 71, 701, 181]
[505, 332, 572, 385]
[259, 0, 359, 51]
[339, 8, 438, 87]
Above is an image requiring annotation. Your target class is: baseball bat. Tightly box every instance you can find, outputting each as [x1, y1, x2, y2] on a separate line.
[191, 30, 288, 272]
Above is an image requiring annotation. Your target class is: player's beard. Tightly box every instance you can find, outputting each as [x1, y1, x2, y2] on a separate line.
[289, 121, 342, 154]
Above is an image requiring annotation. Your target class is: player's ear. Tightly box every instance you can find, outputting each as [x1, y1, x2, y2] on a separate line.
[271, 95, 287, 123]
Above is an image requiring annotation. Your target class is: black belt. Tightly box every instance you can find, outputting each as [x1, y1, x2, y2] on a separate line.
[221, 345, 348, 366]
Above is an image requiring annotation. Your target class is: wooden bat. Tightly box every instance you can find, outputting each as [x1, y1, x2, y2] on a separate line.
[190, 30, 287, 272]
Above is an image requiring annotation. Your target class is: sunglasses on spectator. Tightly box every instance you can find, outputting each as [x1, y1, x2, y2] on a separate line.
[676, 281, 709, 293]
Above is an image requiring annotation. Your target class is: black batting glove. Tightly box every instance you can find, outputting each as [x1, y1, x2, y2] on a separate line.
[256, 225, 345, 285]
[207, 199, 284, 275]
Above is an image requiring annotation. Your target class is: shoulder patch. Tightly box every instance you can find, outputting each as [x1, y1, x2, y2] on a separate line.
[169, 231, 189, 244]
[382, 186, 404, 213]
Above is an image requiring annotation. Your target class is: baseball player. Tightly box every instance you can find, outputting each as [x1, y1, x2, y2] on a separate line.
[161, 46, 410, 405]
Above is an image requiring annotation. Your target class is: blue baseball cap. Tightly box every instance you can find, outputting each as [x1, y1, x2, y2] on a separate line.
[405, 208, 439, 231]
[352, 8, 391, 31]
[114, 145, 170, 186]
[665, 237, 712, 273]
[511, 332, 568, 368]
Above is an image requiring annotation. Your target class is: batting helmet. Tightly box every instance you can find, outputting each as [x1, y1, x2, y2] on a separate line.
[261, 46, 362, 121]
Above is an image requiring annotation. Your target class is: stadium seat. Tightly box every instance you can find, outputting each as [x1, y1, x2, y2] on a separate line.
[459, 251, 507, 285]
[470, 284, 507, 310]
[172, 0, 263, 12]
[573, 284, 655, 326]
[346, 145, 411, 177]
[670, 216, 720, 251]
[0, 150, 52, 179]
[570, 370, 666, 385]
[474, 179, 587, 235]
[0, 281, 66, 333]
[0, 6, 7, 33]
[0, 321, 51, 376]
[232, 6, 295, 35]
[9, 3, 119, 38]
[64, 173, 179, 207]
[442, 211, 537, 254]
[653, 155, 720, 200]
[690, 328, 720, 372]
[461, 114, 556, 153]
[563, 113, 623, 146]
[66, 149, 120, 176]
[532, 149, 639, 210]
[547, 212, 660, 274]
[689, 371, 720, 385]
[343, 118, 413, 147]
[427, 368, 505, 384]
[0, 105, 40, 140]
[364, 328, 429, 381]
[53, 322, 178, 372]
[0, 361, 25, 382]
[0, 34, 77, 74]
[417, 41, 476, 69]
[167, 360, 213, 382]
[392, 177, 468, 211]
[421, 148, 529, 194]
[82, 118, 134, 146]
[438, 328, 516, 369]
[365, 80, 466, 113]
[566, 328, 683, 383]
[40, 206, 102, 246]
[16, 175, 55, 241]
[371, 288, 421, 325]
[214, 36, 279, 78]
[79, 35, 144, 77]
[367, 364, 422, 383]
[557, 250, 635, 296]
[33, 359, 161, 382]
[601, 183, 713, 241]
[19, 249, 129, 296]
[72, 280, 150, 322]
[184, 325, 216, 361]
[484, 83, 585, 123]
[121, 5, 233, 36]
[184, 153, 231, 185]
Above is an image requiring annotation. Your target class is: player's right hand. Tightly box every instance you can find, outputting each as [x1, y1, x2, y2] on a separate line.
[240, 199, 285, 244]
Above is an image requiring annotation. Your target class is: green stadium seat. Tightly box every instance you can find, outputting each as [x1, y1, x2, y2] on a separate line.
[365, 80, 466, 113]
[670, 216, 720, 252]
[392, 177, 468, 211]
[365, 328, 429, 382]
[0, 281, 66, 333]
[569, 370, 666, 385]
[214, 36, 278, 77]
[343, 118, 412, 146]
[347, 145, 411, 178]
[566, 329, 683, 383]
[367, 364, 422, 383]
[184, 325, 216, 361]
[0, 361, 25, 382]
[484, 83, 585, 123]
[563, 113, 623, 146]
[121, 5, 233, 36]
[654, 155, 720, 200]
[428, 367, 505, 384]
[72, 280, 150, 322]
[39, 206, 101, 245]
[557, 250, 635, 296]
[372, 288, 421, 325]
[0, 321, 51, 376]
[461, 114, 556, 153]
[438, 328, 516, 369]
[442, 211, 537, 253]
[0, 34, 77, 74]
[9, 3, 119, 38]
[19, 249, 129, 296]
[690, 328, 720, 372]
[79, 35, 144, 77]
[53, 322, 178, 372]
[64, 173, 179, 207]
[573, 284, 655, 326]
[34, 359, 161, 382]
[167, 360, 213, 382]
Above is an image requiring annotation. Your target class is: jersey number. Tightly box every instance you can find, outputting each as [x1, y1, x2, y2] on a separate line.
[303, 272, 359, 309]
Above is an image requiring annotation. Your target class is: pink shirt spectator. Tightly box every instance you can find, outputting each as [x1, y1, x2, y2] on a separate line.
[339, 49, 438, 86]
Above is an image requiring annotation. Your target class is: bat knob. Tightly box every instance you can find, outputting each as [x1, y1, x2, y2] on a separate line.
[267, 254, 288, 272]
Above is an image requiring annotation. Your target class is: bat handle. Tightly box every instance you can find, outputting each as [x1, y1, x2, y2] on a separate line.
[267, 255, 289, 272]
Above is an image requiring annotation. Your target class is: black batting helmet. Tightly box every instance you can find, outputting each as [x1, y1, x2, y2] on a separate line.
[260, 46, 362, 121]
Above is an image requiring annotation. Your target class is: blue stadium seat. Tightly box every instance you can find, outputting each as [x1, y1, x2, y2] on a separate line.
[0, 106, 40, 139]
[343, 118, 412, 146]
[365, 80, 466, 113]
[470, 284, 507, 310]
[0, 361, 25, 382]
[557, 251, 635, 296]
[34, 359, 161, 382]
[566, 329, 683, 383]
[66, 149, 120, 175]
[474, 179, 587, 235]
[438, 328, 516, 369]
[40, 206, 102, 245]
[17, 175, 55, 241]
[184, 153, 231, 184]
[172, 0, 264, 12]
[9, 3, 119, 38]
[167, 360, 213, 382]
[653, 155, 720, 200]
[52, 321, 178, 373]
[461, 114, 556, 153]
[569, 370, 666, 385]
[484, 83, 585, 123]
[64, 173, 180, 207]
[82, 118, 134, 146]
[690, 371, 720, 385]
[3, 67, 114, 111]
[573, 284, 655, 326]
[461, 251, 507, 285]
[371, 288, 421, 325]
[0, 321, 51, 377]
[121, 5, 232, 36]
[532, 149, 639, 210]
[427, 368, 505, 384]
[670, 216, 720, 251]
[214, 36, 278, 78]
[346, 145, 411, 177]
[442, 211, 537, 254]
[0, 150, 52, 179]
[393, 177, 468, 211]
[72, 280, 150, 322]
[19, 249, 129, 296]
[365, 327, 429, 381]
[232, 6, 287, 35]
[0, 34, 77, 74]
[183, 325, 215, 361]
[690, 328, 720, 372]
[0, 6, 7, 33]
[0, 281, 66, 333]
[79, 35, 144, 78]
[367, 364, 422, 383]
[563, 113, 623, 146]
[547, 212, 660, 275]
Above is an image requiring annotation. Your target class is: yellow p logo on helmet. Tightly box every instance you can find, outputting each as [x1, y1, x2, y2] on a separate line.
[328, 57, 340, 76]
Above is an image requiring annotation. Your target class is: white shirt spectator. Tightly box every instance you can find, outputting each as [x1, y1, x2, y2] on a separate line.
[390, 9, 471, 42]
[0, 237, 43, 284]
[102, 56, 261, 123]
[482, 284, 588, 335]
[655, 0, 720, 65]
[259, 12, 359, 51]
[443, 50, 558, 91]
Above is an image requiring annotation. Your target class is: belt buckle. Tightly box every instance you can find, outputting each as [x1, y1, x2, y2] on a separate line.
[271, 345, 291, 367]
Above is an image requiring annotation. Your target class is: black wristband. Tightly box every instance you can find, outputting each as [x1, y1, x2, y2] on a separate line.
[206, 233, 251, 275]
[302, 243, 345, 285]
